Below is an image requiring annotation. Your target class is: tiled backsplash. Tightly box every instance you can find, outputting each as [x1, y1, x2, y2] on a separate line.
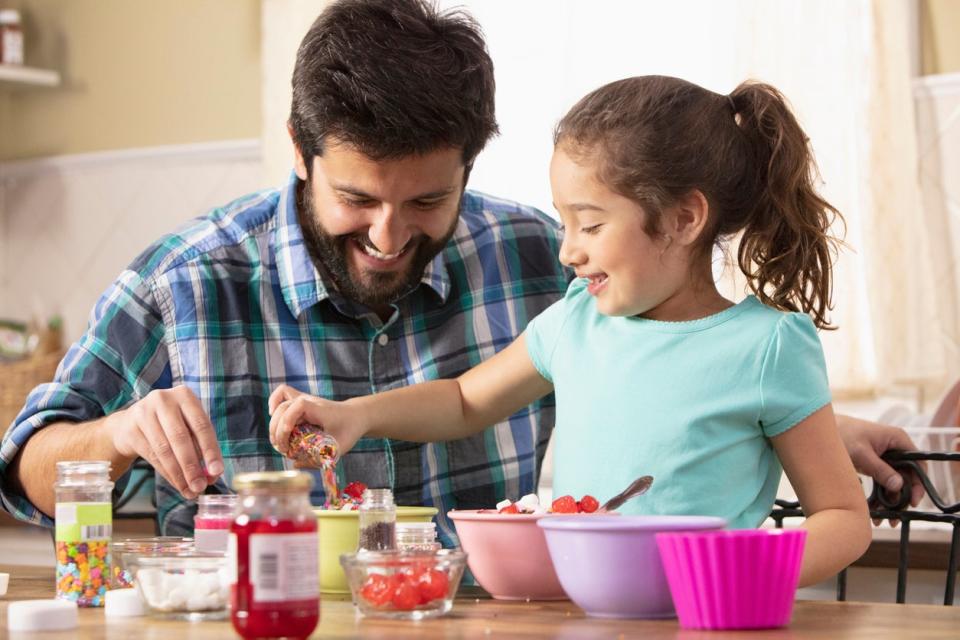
[0, 140, 267, 342]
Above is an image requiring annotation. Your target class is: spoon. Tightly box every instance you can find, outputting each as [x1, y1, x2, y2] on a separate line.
[599, 475, 654, 512]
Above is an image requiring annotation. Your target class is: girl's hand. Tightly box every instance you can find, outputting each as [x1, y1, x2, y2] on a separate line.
[267, 385, 365, 458]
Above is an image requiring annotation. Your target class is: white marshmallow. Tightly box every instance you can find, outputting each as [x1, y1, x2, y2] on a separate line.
[495, 499, 513, 511]
[105, 588, 145, 618]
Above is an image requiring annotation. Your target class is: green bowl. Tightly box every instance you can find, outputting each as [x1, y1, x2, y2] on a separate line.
[315, 506, 439, 593]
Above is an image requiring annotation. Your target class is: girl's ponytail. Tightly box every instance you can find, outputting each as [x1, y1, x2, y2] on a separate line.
[728, 81, 842, 330]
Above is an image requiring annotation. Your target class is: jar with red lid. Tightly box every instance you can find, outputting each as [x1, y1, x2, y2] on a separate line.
[229, 471, 318, 639]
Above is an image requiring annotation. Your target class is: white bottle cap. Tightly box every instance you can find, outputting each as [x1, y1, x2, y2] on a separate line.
[7, 600, 78, 632]
[0, 572, 8, 596]
[105, 587, 146, 618]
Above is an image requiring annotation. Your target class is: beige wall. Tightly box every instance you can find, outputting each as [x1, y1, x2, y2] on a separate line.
[921, 0, 960, 75]
[0, 0, 261, 161]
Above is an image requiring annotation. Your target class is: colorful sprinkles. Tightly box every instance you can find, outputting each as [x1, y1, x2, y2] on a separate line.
[56, 540, 110, 606]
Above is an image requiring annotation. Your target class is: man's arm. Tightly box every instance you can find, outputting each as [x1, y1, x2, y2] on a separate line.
[6, 386, 225, 519]
[7, 415, 134, 518]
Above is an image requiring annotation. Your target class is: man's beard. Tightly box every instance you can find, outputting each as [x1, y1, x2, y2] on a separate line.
[297, 184, 459, 308]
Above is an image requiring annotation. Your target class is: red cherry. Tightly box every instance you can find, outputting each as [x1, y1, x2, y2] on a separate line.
[498, 503, 520, 514]
[360, 573, 392, 607]
[343, 481, 367, 500]
[579, 495, 599, 513]
[391, 576, 420, 610]
[416, 568, 450, 603]
[551, 495, 578, 514]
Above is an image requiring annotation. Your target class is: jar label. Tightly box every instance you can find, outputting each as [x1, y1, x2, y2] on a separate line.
[195, 528, 231, 553]
[55, 502, 112, 542]
[248, 532, 318, 602]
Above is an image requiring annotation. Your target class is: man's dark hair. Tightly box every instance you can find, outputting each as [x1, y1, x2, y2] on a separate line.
[290, 0, 498, 174]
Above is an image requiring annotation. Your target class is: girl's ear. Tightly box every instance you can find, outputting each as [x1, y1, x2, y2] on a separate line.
[666, 189, 710, 246]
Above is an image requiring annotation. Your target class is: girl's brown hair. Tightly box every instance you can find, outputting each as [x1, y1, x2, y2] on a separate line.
[554, 76, 842, 329]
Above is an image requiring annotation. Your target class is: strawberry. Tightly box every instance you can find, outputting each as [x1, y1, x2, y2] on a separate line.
[498, 503, 520, 514]
[343, 481, 367, 500]
[391, 576, 420, 610]
[416, 568, 450, 603]
[551, 495, 578, 513]
[359, 573, 392, 607]
[578, 495, 599, 513]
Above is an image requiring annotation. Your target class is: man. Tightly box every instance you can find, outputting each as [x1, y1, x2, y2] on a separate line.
[0, 0, 919, 546]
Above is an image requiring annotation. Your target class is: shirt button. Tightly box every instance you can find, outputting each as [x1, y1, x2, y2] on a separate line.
[377, 334, 389, 346]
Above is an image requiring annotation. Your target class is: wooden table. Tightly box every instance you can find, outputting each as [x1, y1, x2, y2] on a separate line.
[2, 564, 959, 638]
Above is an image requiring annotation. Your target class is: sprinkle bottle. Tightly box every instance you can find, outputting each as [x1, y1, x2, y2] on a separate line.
[229, 471, 318, 640]
[357, 488, 396, 551]
[194, 493, 238, 553]
[54, 460, 113, 607]
[288, 424, 341, 506]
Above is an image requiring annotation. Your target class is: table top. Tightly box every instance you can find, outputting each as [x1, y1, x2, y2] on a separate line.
[2, 564, 959, 639]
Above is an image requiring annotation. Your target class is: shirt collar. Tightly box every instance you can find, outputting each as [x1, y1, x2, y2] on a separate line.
[273, 171, 452, 318]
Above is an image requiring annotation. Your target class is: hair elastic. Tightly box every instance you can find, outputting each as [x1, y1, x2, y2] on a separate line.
[727, 94, 737, 113]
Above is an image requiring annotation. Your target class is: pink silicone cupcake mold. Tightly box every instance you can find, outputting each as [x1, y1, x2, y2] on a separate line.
[656, 528, 806, 630]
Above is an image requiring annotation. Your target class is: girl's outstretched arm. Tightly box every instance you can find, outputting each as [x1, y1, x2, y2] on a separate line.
[268, 334, 553, 457]
[772, 403, 872, 587]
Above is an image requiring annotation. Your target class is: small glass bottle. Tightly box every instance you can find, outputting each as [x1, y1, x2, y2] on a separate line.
[54, 461, 114, 607]
[396, 522, 441, 552]
[229, 471, 318, 640]
[0, 9, 23, 65]
[287, 425, 341, 506]
[357, 488, 396, 551]
[194, 493, 238, 553]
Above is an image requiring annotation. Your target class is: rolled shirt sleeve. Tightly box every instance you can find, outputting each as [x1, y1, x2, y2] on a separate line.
[0, 269, 171, 525]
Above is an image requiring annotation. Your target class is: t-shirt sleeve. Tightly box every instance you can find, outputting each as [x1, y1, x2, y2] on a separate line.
[758, 312, 832, 438]
[524, 279, 584, 383]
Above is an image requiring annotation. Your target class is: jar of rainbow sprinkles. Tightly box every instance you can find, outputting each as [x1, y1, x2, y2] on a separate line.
[54, 461, 113, 607]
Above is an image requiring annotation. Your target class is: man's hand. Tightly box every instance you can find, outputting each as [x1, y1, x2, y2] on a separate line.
[109, 386, 224, 500]
[836, 414, 925, 522]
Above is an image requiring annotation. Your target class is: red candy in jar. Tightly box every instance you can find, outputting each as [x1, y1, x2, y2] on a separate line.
[230, 471, 319, 639]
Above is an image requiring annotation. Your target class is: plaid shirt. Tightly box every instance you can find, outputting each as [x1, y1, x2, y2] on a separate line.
[0, 173, 569, 548]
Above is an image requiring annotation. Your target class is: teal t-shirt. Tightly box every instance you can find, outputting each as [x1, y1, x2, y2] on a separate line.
[525, 279, 831, 529]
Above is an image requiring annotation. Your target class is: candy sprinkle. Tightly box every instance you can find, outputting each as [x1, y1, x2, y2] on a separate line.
[56, 539, 110, 606]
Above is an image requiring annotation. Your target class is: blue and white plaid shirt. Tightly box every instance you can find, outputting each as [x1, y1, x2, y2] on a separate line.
[0, 172, 569, 548]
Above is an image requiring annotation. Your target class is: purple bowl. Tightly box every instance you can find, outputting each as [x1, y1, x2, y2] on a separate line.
[538, 515, 726, 619]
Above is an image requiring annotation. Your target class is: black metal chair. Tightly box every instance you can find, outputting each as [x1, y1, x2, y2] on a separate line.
[770, 450, 960, 605]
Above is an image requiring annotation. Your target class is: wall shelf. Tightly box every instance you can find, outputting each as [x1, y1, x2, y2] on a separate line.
[0, 64, 60, 90]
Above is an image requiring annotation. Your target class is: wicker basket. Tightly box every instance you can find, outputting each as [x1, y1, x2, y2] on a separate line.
[0, 330, 64, 429]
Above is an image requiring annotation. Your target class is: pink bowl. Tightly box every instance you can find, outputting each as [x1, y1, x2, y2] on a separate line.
[448, 510, 568, 600]
[656, 528, 807, 630]
[538, 515, 727, 618]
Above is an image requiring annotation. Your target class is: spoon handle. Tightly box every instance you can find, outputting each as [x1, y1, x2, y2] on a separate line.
[600, 475, 654, 512]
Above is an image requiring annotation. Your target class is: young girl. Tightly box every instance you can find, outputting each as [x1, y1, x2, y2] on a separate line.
[269, 76, 871, 586]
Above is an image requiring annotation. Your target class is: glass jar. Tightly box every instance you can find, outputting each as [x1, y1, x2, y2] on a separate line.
[194, 493, 238, 553]
[396, 522, 441, 552]
[54, 460, 114, 607]
[287, 425, 342, 506]
[229, 471, 318, 640]
[0, 9, 23, 65]
[357, 488, 396, 551]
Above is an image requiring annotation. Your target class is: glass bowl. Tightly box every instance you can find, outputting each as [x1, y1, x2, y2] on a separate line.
[126, 552, 229, 621]
[340, 549, 467, 620]
[110, 536, 194, 589]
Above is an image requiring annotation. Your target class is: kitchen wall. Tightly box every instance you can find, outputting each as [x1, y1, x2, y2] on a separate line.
[0, 0, 267, 341]
[921, 0, 960, 74]
[0, 0, 261, 160]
